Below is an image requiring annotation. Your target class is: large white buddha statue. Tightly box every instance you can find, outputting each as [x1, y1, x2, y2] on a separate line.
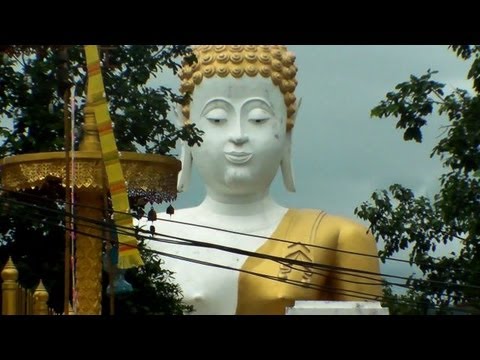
[141, 45, 382, 315]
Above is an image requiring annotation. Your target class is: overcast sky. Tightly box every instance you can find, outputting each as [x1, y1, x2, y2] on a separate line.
[153, 45, 473, 292]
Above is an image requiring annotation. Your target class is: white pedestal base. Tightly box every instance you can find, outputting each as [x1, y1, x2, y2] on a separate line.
[286, 301, 389, 315]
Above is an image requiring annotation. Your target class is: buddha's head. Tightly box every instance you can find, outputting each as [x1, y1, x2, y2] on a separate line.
[177, 45, 299, 197]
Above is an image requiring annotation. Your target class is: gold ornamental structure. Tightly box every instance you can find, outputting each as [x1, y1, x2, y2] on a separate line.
[0, 46, 181, 315]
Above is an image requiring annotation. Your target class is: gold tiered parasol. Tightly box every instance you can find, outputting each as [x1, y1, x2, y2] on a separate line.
[0, 46, 181, 315]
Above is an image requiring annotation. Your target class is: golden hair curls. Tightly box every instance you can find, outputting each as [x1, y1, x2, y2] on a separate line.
[179, 45, 298, 131]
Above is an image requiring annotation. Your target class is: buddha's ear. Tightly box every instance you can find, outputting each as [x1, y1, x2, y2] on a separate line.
[177, 143, 192, 192]
[280, 98, 301, 192]
[281, 131, 296, 192]
[175, 102, 193, 192]
[173, 103, 184, 127]
[292, 97, 302, 124]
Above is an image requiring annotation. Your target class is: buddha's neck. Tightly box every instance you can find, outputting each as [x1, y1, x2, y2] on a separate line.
[200, 189, 284, 218]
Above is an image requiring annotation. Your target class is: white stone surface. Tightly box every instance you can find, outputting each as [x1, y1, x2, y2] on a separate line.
[144, 76, 293, 314]
[286, 301, 389, 315]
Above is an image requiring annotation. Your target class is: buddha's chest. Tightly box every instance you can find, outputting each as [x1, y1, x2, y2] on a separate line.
[143, 210, 339, 314]
[235, 232, 337, 314]
[148, 223, 273, 314]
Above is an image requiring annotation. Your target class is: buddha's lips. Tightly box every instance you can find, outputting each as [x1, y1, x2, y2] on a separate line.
[224, 152, 253, 164]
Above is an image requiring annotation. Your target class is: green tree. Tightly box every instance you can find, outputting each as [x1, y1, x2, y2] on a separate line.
[355, 45, 480, 315]
[0, 45, 200, 314]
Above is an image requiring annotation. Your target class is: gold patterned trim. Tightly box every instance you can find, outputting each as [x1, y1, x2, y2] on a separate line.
[0, 152, 180, 202]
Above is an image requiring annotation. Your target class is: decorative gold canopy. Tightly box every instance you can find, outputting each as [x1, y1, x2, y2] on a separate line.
[0, 151, 180, 203]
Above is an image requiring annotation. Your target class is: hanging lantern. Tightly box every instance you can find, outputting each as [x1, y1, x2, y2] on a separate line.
[147, 207, 157, 222]
[166, 204, 175, 216]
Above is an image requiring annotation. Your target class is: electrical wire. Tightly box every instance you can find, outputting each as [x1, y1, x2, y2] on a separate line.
[0, 186, 473, 275]
[1, 195, 472, 313]
[0, 196, 429, 287]
[2, 195, 478, 296]
[2, 194, 477, 293]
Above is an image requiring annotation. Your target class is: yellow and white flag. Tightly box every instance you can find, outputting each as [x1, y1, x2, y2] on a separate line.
[84, 45, 143, 269]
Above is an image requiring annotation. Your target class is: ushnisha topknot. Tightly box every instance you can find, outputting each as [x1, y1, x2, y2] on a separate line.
[179, 45, 298, 131]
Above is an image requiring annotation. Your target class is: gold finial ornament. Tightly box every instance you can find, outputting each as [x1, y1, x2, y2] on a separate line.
[1, 257, 18, 282]
[1, 257, 19, 315]
[33, 280, 49, 315]
[179, 45, 298, 131]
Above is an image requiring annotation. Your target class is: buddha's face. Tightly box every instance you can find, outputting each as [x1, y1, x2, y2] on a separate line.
[190, 76, 288, 196]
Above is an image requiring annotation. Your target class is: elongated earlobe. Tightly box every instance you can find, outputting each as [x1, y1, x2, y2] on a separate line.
[177, 144, 192, 192]
[176, 103, 193, 192]
[281, 132, 296, 192]
[281, 98, 301, 192]
[173, 103, 184, 127]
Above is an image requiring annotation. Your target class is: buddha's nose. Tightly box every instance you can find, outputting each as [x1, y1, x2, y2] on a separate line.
[229, 133, 249, 145]
[228, 123, 249, 145]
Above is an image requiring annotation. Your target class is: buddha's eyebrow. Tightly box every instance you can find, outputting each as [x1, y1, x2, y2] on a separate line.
[202, 97, 231, 109]
[241, 97, 273, 108]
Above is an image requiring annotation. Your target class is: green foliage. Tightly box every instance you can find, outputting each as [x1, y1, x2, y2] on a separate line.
[356, 45, 480, 314]
[370, 69, 444, 143]
[0, 45, 202, 155]
[102, 238, 193, 315]
[382, 284, 431, 315]
[0, 45, 200, 314]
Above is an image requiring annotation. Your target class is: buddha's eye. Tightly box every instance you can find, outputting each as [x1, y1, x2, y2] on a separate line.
[248, 108, 271, 124]
[204, 108, 228, 124]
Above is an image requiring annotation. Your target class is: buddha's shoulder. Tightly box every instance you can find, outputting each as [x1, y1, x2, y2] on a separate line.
[289, 208, 373, 240]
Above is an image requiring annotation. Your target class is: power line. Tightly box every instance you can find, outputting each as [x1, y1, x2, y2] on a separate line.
[7, 201, 382, 300]
[61, 220, 476, 313]
[0, 186, 472, 274]
[2, 194, 477, 292]
[0, 195, 385, 289]
[2, 195, 479, 294]
[1, 196, 472, 313]
[0, 195, 420, 286]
